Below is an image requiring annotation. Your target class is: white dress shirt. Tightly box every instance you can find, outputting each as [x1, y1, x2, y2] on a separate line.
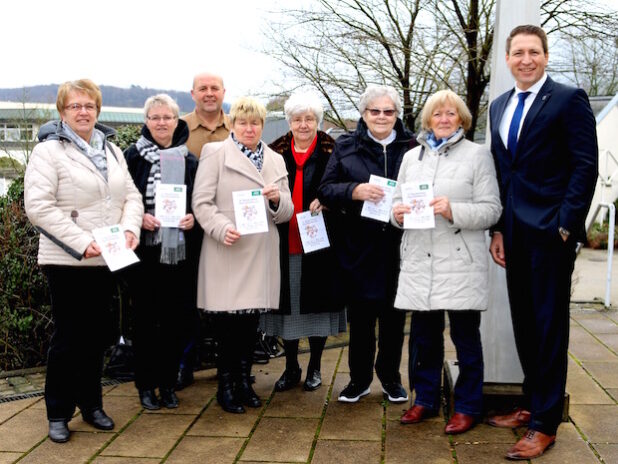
[499, 73, 548, 148]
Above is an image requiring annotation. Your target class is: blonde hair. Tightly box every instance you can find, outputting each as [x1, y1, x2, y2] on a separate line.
[420, 89, 472, 132]
[56, 79, 102, 116]
[229, 97, 267, 125]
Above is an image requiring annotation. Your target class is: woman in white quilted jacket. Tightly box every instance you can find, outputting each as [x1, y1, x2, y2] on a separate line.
[391, 90, 501, 434]
[24, 79, 143, 444]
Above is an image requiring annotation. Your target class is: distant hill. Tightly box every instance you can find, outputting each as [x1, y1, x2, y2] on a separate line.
[0, 84, 195, 113]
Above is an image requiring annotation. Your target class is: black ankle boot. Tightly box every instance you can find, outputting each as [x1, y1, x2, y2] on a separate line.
[235, 359, 262, 408]
[159, 388, 179, 409]
[139, 389, 160, 410]
[48, 420, 70, 443]
[275, 367, 302, 392]
[217, 372, 245, 414]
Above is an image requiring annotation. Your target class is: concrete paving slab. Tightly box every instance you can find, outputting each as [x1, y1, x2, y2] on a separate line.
[597, 333, 618, 353]
[101, 413, 194, 458]
[91, 458, 160, 464]
[570, 326, 597, 343]
[574, 315, 618, 335]
[0, 397, 39, 424]
[320, 391, 383, 441]
[18, 431, 109, 464]
[569, 341, 616, 362]
[71, 395, 141, 432]
[571, 249, 618, 303]
[0, 452, 22, 464]
[154, 382, 216, 415]
[594, 444, 618, 464]
[311, 439, 381, 464]
[265, 383, 328, 418]
[607, 388, 618, 401]
[385, 420, 452, 464]
[103, 382, 135, 397]
[582, 361, 618, 388]
[241, 417, 318, 462]
[449, 422, 518, 444]
[187, 404, 260, 438]
[528, 422, 599, 464]
[0, 407, 47, 452]
[29, 398, 46, 410]
[569, 404, 618, 443]
[165, 436, 245, 464]
[455, 442, 514, 463]
[566, 359, 614, 404]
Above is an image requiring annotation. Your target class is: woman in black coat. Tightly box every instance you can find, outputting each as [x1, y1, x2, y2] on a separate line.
[318, 85, 416, 403]
[260, 92, 346, 392]
[124, 94, 201, 410]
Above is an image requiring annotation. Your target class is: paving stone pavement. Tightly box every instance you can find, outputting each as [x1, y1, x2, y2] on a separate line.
[0, 249, 616, 463]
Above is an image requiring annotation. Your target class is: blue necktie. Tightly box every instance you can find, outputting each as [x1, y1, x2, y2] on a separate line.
[507, 91, 531, 156]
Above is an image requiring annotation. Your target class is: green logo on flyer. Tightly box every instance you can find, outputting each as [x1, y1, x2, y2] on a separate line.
[111, 227, 119, 232]
[388, 180, 396, 187]
[420, 184, 429, 190]
[174, 187, 182, 192]
[252, 190, 261, 196]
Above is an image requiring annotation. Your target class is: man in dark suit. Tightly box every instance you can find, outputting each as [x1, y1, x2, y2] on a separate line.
[488, 25, 598, 460]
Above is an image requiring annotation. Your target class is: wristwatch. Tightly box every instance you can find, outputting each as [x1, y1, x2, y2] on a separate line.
[558, 227, 570, 241]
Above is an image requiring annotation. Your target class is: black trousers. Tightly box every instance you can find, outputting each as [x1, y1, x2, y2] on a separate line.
[409, 311, 483, 416]
[129, 247, 194, 391]
[212, 312, 260, 374]
[347, 299, 406, 387]
[42, 265, 114, 421]
[505, 223, 576, 435]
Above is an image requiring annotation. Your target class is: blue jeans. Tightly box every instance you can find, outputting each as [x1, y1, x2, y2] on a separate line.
[409, 310, 483, 416]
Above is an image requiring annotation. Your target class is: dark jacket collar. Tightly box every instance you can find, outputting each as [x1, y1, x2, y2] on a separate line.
[140, 118, 190, 149]
[37, 119, 116, 142]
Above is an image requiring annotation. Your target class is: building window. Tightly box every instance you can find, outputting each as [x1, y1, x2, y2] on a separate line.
[0, 124, 36, 142]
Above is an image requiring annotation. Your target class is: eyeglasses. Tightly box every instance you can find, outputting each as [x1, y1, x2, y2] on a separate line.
[65, 103, 97, 113]
[147, 115, 177, 122]
[291, 116, 317, 125]
[366, 108, 397, 117]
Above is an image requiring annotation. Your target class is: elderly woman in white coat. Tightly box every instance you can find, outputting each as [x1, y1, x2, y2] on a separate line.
[192, 97, 293, 414]
[392, 90, 501, 434]
[24, 79, 143, 443]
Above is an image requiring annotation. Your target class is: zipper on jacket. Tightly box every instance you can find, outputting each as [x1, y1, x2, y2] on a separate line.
[383, 144, 388, 177]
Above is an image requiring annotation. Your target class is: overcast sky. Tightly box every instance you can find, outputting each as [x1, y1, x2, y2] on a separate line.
[1, 0, 287, 102]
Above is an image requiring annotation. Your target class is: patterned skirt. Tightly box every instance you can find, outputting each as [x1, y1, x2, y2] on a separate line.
[260, 254, 347, 340]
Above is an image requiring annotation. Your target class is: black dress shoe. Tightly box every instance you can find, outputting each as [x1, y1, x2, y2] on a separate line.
[139, 389, 161, 410]
[82, 409, 114, 430]
[160, 388, 179, 409]
[303, 370, 322, 391]
[175, 366, 194, 391]
[274, 368, 302, 392]
[48, 420, 70, 443]
[217, 372, 245, 414]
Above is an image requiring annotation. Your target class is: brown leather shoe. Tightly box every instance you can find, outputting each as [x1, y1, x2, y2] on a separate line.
[505, 429, 556, 460]
[444, 412, 476, 434]
[487, 408, 531, 428]
[401, 405, 435, 424]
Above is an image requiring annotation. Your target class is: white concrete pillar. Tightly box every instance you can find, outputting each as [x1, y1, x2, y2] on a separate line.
[481, 0, 540, 383]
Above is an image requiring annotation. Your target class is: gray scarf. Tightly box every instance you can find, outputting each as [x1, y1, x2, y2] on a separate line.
[135, 135, 188, 264]
[61, 121, 108, 180]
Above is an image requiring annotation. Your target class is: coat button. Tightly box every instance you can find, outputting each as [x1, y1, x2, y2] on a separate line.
[456, 247, 460, 251]
[427, 253, 431, 257]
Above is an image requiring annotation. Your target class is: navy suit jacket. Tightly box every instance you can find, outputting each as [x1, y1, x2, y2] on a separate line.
[489, 76, 598, 242]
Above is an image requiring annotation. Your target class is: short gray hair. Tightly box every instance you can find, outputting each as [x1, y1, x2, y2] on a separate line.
[143, 94, 180, 120]
[284, 92, 324, 124]
[358, 85, 402, 115]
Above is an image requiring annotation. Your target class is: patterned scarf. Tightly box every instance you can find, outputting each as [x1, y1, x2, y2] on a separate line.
[135, 135, 188, 264]
[60, 121, 108, 180]
[231, 132, 264, 171]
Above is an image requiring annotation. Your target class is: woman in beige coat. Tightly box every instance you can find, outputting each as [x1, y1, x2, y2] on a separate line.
[192, 97, 293, 414]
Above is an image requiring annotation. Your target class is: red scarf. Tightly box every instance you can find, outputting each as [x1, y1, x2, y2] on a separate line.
[289, 134, 318, 254]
